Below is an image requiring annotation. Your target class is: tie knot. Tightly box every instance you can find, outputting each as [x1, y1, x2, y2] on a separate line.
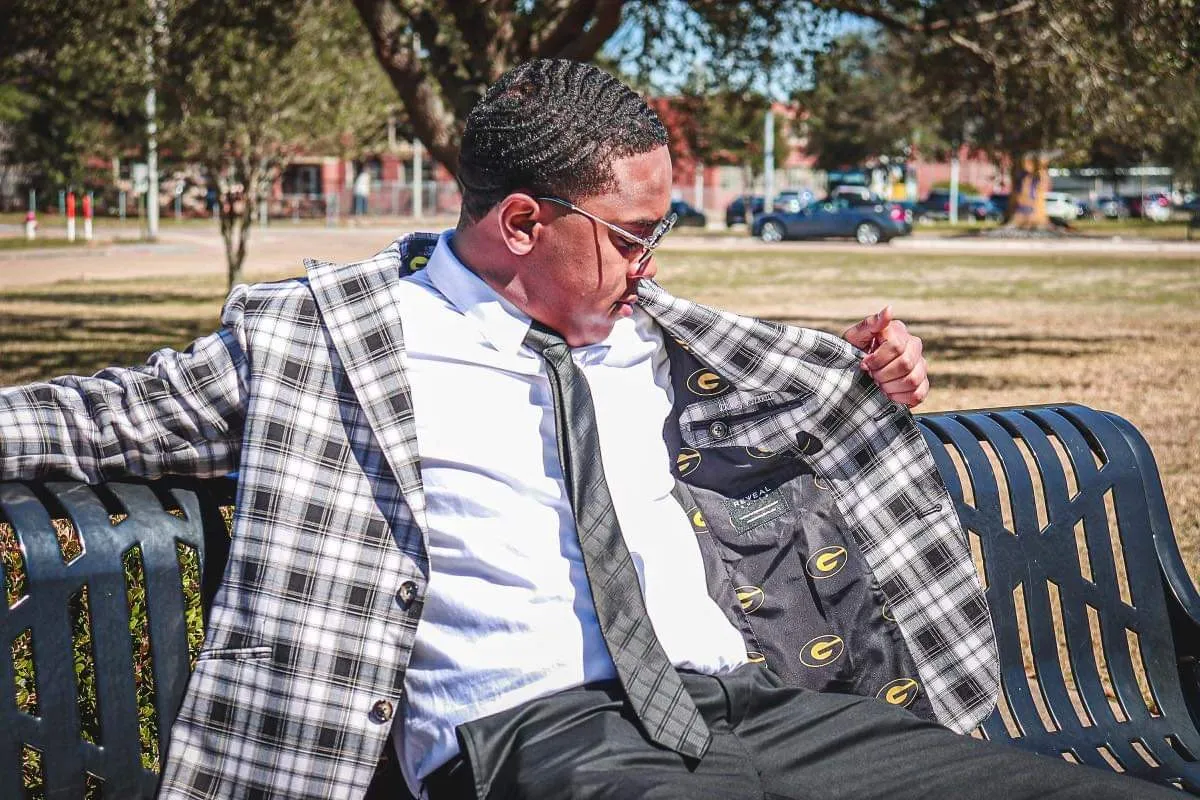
[523, 322, 570, 359]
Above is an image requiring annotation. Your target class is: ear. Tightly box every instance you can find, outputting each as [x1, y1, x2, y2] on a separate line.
[496, 193, 542, 256]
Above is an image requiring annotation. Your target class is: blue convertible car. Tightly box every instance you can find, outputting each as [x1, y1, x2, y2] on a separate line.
[751, 197, 912, 245]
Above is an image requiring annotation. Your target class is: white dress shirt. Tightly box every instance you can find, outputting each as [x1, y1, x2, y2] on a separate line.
[392, 232, 748, 795]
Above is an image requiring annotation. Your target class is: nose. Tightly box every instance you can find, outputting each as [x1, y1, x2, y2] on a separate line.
[632, 254, 657, 281]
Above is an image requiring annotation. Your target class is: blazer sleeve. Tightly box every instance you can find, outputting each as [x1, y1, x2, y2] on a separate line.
[0, 285, 251, 483]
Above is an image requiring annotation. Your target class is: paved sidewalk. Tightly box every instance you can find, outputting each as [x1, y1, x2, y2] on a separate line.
[2, 224, 1198, 289]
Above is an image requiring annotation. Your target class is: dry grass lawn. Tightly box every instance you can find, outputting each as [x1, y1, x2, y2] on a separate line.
[1, 243, 1197, 769]
[1, 245, 1196, 572]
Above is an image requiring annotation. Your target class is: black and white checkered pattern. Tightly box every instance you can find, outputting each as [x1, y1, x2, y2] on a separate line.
[0, 233, 996, 798]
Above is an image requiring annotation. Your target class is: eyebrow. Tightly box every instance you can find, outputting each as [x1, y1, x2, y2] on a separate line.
[620, 217, 664, 233]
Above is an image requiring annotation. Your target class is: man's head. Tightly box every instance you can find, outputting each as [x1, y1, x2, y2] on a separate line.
[453, 59, 675, 347]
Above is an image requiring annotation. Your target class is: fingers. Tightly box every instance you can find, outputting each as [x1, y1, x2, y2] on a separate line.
[868, 304, 894, 335]
[865, 331, 922, 382]
[841, 305, 894, 350]
[879, 374, 930, 408]
[860, 320, 911, 371]
[877, 360, 928, 403]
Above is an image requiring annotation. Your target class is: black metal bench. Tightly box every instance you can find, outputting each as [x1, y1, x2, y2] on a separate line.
[1, 404, 1197, 797]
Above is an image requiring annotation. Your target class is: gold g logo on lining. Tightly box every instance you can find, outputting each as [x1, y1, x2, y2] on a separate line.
[882, 604, 896, 623]
[686, 369, 729, 397]
[409, 255, 429, 271]
[689, 508, 708, 532]
[877, 678, 920, 708]
[800, 634, 845, 668]
[735, 586, 765, 614]
[676, 449, 702, 477]
[745, 446, 775, 460]
[746, 651, 766, 664]
[806, 546, 848, 579]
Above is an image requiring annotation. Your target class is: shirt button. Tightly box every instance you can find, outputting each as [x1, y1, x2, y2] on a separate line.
[370, 699, 394, 723]
[396, 581, 419, 609]
[709, 421, 730, 439]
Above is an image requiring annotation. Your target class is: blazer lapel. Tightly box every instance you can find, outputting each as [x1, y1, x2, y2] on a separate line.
[305, 246, 427, 528]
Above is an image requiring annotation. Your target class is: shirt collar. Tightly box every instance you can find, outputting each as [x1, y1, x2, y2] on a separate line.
[423, 229, 646, 364]
[424, 229, 533, 357]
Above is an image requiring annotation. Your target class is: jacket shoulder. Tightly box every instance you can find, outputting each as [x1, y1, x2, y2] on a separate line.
[239, 277, 317, 318]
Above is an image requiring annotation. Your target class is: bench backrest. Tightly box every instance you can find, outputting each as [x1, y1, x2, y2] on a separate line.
[0, 405, 1197, 796]
[0, 479, 233, 798]
[916, 405, 1200, 791]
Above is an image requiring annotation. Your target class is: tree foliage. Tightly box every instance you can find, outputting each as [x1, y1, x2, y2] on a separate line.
[162, 0, 398, 286]
[816, 1, 1200, 222]
[792, 34, 919, 171]
[0, 0, 149, 195]
[352, 0, 830, 175]
[666, 87, 783, 177]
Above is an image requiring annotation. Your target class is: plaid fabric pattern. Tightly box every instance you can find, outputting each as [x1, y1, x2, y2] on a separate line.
[0, 232, 997, 798]
[525, 324, 711, 760]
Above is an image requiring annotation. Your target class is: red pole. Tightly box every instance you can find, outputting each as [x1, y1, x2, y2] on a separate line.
[82, 193, 94, 241]
[66, 192, 77, 241]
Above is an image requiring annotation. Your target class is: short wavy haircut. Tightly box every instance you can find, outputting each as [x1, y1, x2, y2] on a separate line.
[457, 59, 669, 223]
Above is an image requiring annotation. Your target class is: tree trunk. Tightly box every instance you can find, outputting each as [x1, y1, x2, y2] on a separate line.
[352, 0, 626, 178]
[1008, 153, 1052, 229]
[217, 182, 254, 289]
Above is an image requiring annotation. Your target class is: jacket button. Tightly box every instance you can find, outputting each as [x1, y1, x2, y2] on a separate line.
[396, 581, 419, 609]
[370, 699, 394, 723]
[709, 421, 729, 439]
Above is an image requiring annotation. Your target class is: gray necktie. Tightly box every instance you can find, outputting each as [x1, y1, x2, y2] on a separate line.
[524, 323, 712, 760]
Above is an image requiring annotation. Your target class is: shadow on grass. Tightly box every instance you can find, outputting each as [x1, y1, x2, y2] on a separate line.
[0, 315, 216, 383]
[0, 291, 222, 306]
[3, 301, 1125, 387]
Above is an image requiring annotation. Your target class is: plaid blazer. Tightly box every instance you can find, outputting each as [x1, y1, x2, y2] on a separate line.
[0, 233, 997, 799]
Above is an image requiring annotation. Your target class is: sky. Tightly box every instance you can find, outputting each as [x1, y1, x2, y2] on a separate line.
[601, 3, 879, 99]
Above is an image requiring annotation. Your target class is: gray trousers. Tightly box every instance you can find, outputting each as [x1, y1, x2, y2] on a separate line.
[423, 664, 1176, 800]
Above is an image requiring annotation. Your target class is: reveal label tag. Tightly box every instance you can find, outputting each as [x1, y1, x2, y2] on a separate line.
[722, 486, 791, 534]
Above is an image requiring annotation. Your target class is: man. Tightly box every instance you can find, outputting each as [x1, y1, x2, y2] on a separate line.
[0, 60, 1172, 800]
[354, 165, 372, 216]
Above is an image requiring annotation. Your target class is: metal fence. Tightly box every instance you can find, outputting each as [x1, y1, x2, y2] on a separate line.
[276, 180, 461, 221]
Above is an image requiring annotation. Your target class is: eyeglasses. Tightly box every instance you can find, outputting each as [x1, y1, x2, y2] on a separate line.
[537, 195, 677, 276]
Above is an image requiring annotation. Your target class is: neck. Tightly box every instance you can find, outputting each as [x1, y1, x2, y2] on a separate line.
[449, 223, 532, 313]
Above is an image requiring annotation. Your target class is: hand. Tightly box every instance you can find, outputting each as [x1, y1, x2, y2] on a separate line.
[841, 305, 929, 408]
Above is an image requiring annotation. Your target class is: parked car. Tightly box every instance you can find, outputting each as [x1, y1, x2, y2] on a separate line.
[669, 199, 707, 227]
[1043, 192, 1080, 223]
[838, 191, 915, 224]
[915, 190, 1002, 222]
[1121, 192, 1172, 221]
[772, 190, 810, 213]
[1093, 195, 1131, 219]
[1140, 191, 1173, 222]
[989, 193, 1011, 217]
[751, 197, 911, 245]
[725, 194, 764, 227]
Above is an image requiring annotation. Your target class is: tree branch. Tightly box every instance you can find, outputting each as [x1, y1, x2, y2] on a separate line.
[812, 0, 1036, 35]
[351, 0, 462, 171]
[531, 0, 601, 57]
[947, 31, 999, 66]
[556, 0, 626, 61]
[926, 0, 1036, 31]
[809, 1, 919, 33]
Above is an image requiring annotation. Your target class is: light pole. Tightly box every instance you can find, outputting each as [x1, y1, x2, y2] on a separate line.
[145, 0, 165, 240]
[763, 108, 775, 213]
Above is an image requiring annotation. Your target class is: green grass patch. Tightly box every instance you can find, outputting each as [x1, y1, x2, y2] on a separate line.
[0, 238, 93, 251]
[656, 248, 1200, 308]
